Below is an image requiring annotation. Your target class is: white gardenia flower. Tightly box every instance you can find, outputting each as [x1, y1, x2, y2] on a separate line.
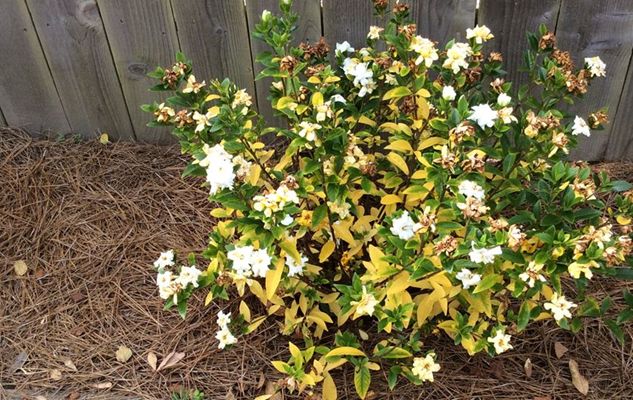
[250, 249, 272, 278]
[330, 94, 347, 104]
[442, 85, 456, 101]
[280, 214, 294, 226]
[154, 250, 175, 269]
[544, 293, 577, 321]
[367, 26, 383, 40]
[261, 9, 272, 22]
[412, 354, 441, 382]
[584, 56, 606, 77]
[158, 283, 177, 301]
[342, 58, 375, 97]
[469, 103, 498, 128]
[156, 271, 173, 288]
[215, 327, 237, 349]
[182, 74, 205, 94]
[455, 269, 481, 290]
[498, 107, 517, 124]
[350, 286, 379, 318]
[466, 25, 494, 44]
[175, 265, 202, 288]
[443, 42, 472, 73]
[410, 36, 439, 67]
[519, 261, 547, 288]
[469, 244, 502, 264]
[297, 121, 321, 142]
[231, 89, 252, 109]
[335, 41, 355, 55]
[497, 92, 512, 107]
[216, 310, 231, 329]
[571, 116, 591, 137]
[285, 254, 308, 277]
[487, 329, 513, 354]
[390, 211, 422, 240]
[458, 180, 485, 200]
[228, 245, 255, 277]
[206, 156, 235, 195]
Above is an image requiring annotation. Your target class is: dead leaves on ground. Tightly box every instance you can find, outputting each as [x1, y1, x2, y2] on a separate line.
[569, 359, 590, 395]
[115, 346, 133, 363]
[156, 351, 185, 372]
[14, 260, 28, 276]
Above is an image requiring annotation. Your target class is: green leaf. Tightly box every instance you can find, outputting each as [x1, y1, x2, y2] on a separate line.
[354, 364, 371, 399]
[612, 180, 633, 192]
[613, 267, 633, 280]
[312, 203, 328, 228]
[387, 366, 400, 390]
[517, 301, 531, 332]
[473, 274, 501, 294]
[383, 86, 412, 101]
[605, 320, 625, 345]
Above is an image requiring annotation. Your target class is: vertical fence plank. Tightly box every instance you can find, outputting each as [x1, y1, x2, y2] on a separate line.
[479, 0, 561, 89]
[556, 0, 633, 161]
[245, 0, 322, 127]
[0, 1, 70, 134]
[605, 50, 633, 160]
[98, 0, 180, 143]
[323, 0, 378, 50]
[171, 0, 254, 96]
[412, 0, 476, 43]
[0, 108, 6, 127]
[26, 0, 135, 140]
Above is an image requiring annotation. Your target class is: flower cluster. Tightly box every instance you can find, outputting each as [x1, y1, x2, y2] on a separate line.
[143, 2, 632, 399]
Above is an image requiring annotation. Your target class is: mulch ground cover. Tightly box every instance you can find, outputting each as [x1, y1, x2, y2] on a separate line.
[1, 128, 632, 400]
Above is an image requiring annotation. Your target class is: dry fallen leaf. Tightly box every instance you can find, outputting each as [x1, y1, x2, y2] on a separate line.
[9, 351, 27, 373]
[14, 260, 28, 276]
[67, 391, 80, 400]
[524, 358, 533, 378]
[554, 342, 568, 359]
[35, 396, 48, 400]
[156, 351, 185, 372]
[50, 369, 62, 381]
[64, 358, 77, 371]
[225, 389, 236, 400]
[115, 346, 133, 363]
[147, 352, 158, 371]
[569, 359, 589, 395]
[99, 133, 110, 144]
[92, 382, 113, 389]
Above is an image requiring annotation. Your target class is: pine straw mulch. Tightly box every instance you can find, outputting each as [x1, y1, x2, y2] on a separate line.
[1, 127, 632, 400]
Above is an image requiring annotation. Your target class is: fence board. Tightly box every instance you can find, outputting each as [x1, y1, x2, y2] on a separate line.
[98, 0, 180, 143]
[479, 0, 561, 89]
[412, 0, 476, 43]
[26, 0, 134, 140]
[605, 50, 633, 160]
[171, 0, 254, 97]
[0, 108, 6, 127]
[556, 0, 633, 161]
[0, 1, 69, 133]
[245, 0, 322, 127]
[323, 0, 379, 51]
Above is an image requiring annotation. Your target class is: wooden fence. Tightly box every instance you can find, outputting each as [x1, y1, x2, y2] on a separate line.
[1, 0, 633, 161]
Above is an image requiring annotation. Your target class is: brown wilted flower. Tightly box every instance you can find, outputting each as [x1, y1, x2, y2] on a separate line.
[488, 52, 503, 63]
[393, 2, 409, 16]
[300, 37, 330, 61]
[305, 64, 325, 78]
[464, 66, 482, 84]
[604, 246, 623, 266]
[449, 122, 476, 144]
[398, 24, 417, 40]
[375, 55, 393, 69]
[457, 197, 490, 219]
[490, 78, 505, 92]
[360, 161, 377, 176]
[461, 152, 486, 173]
[215, 272, 232, 286]
[399, 95, 417, 115]
[507, 224, 527, 251]
[551, 131, 569, 153]
[162, 68, 180, 89]
[297, 85, 310, 102]
[588, 110, 608, 128]
[282, 175, 299, 190]
[435, 235, 458, 256]
[373, 0, 389, 13]
[173, 110, 193, 128]
[565, 70, 588, 95]
[539, 32, 557, 50]
[488, 217, 509, 232]
[433, 146, 457, 171]
[419, 207, 437, 232]
[280, 55, 298, 73]
[572, 177, 596, 200]
[619, 236, 632, 255]
[552, 49, 574, 72]
[470, 52, 484, 63]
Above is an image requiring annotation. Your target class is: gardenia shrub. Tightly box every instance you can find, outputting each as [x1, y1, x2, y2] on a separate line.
[144, 1, 633, 398]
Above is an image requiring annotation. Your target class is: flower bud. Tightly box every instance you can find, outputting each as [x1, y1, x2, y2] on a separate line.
[261, 9, 271, 22]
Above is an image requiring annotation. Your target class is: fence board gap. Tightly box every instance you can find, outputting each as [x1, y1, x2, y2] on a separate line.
[0, 1, 70, 134]
[556, 0, 633, 161]
[245, 0, 322, 128]
[27, 0, 135, 140]
[479, 0, 561, 90]
[171, 0, 254, 98]
[605, 48, 633, 160]
[98, 0, 180, 144]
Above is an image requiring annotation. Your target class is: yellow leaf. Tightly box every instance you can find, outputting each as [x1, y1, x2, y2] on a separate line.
[311, 92, 324, 107]
[239, 301, 251, 322]
[416, 88, 431, 98]
[99, 133, 109, 144]
[416, 97, 430, 120]
[385, 139, 413, 153]
[418, 136, 447, 151]
[358, 115, 376, 127]
[245, 315, 267, 333]
[274, 153, 293, 171]
[380, 194, 402, 205]
[289, 342, 302, 361]
[411, 169, 428, 180]
[322, 372, 338, 400]
[280, 237, 301, 263]
[387, 152, 409, 175]
[617, 215, 631, 225]
[14, 260, 28, 276]
[276, 96, 296, 110]
[387, 271, 410, 295]
[204, 291, 214, 306]
[115, 346, 132, 363]
[319, 240, 336, 263]
[265, 258, 284, 300]
[325, 347, 366, 358]
[383, 86, 412, 100]
[248, 164, 261, 186]
[307, 76, 321, 84]
[333, 223, 355, 245]
[271, 360, 290, 374]
[204, 94, 220, 102]
[254, 396, 273, 400]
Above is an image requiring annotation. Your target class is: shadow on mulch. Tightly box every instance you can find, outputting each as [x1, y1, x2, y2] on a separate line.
[1, 128, 632, 400]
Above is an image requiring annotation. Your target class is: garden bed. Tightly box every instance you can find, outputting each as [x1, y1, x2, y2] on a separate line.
[1, 128, 632, 400]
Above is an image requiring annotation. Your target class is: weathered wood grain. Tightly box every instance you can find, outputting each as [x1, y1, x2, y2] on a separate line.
[171, 0, 254, 96]
[245, 0, 322, 127]
[556, 0, 633, 161]
[479, 0, 561, 89]
[412, 0, 476, 43]
[26, 0, 135, 140]
[0, 108, 6, 127]
[323, 0, 378, 50]
[0, 1, 70, 133]
[605, 50, 633, 160]
[98, 0, 180, 143]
